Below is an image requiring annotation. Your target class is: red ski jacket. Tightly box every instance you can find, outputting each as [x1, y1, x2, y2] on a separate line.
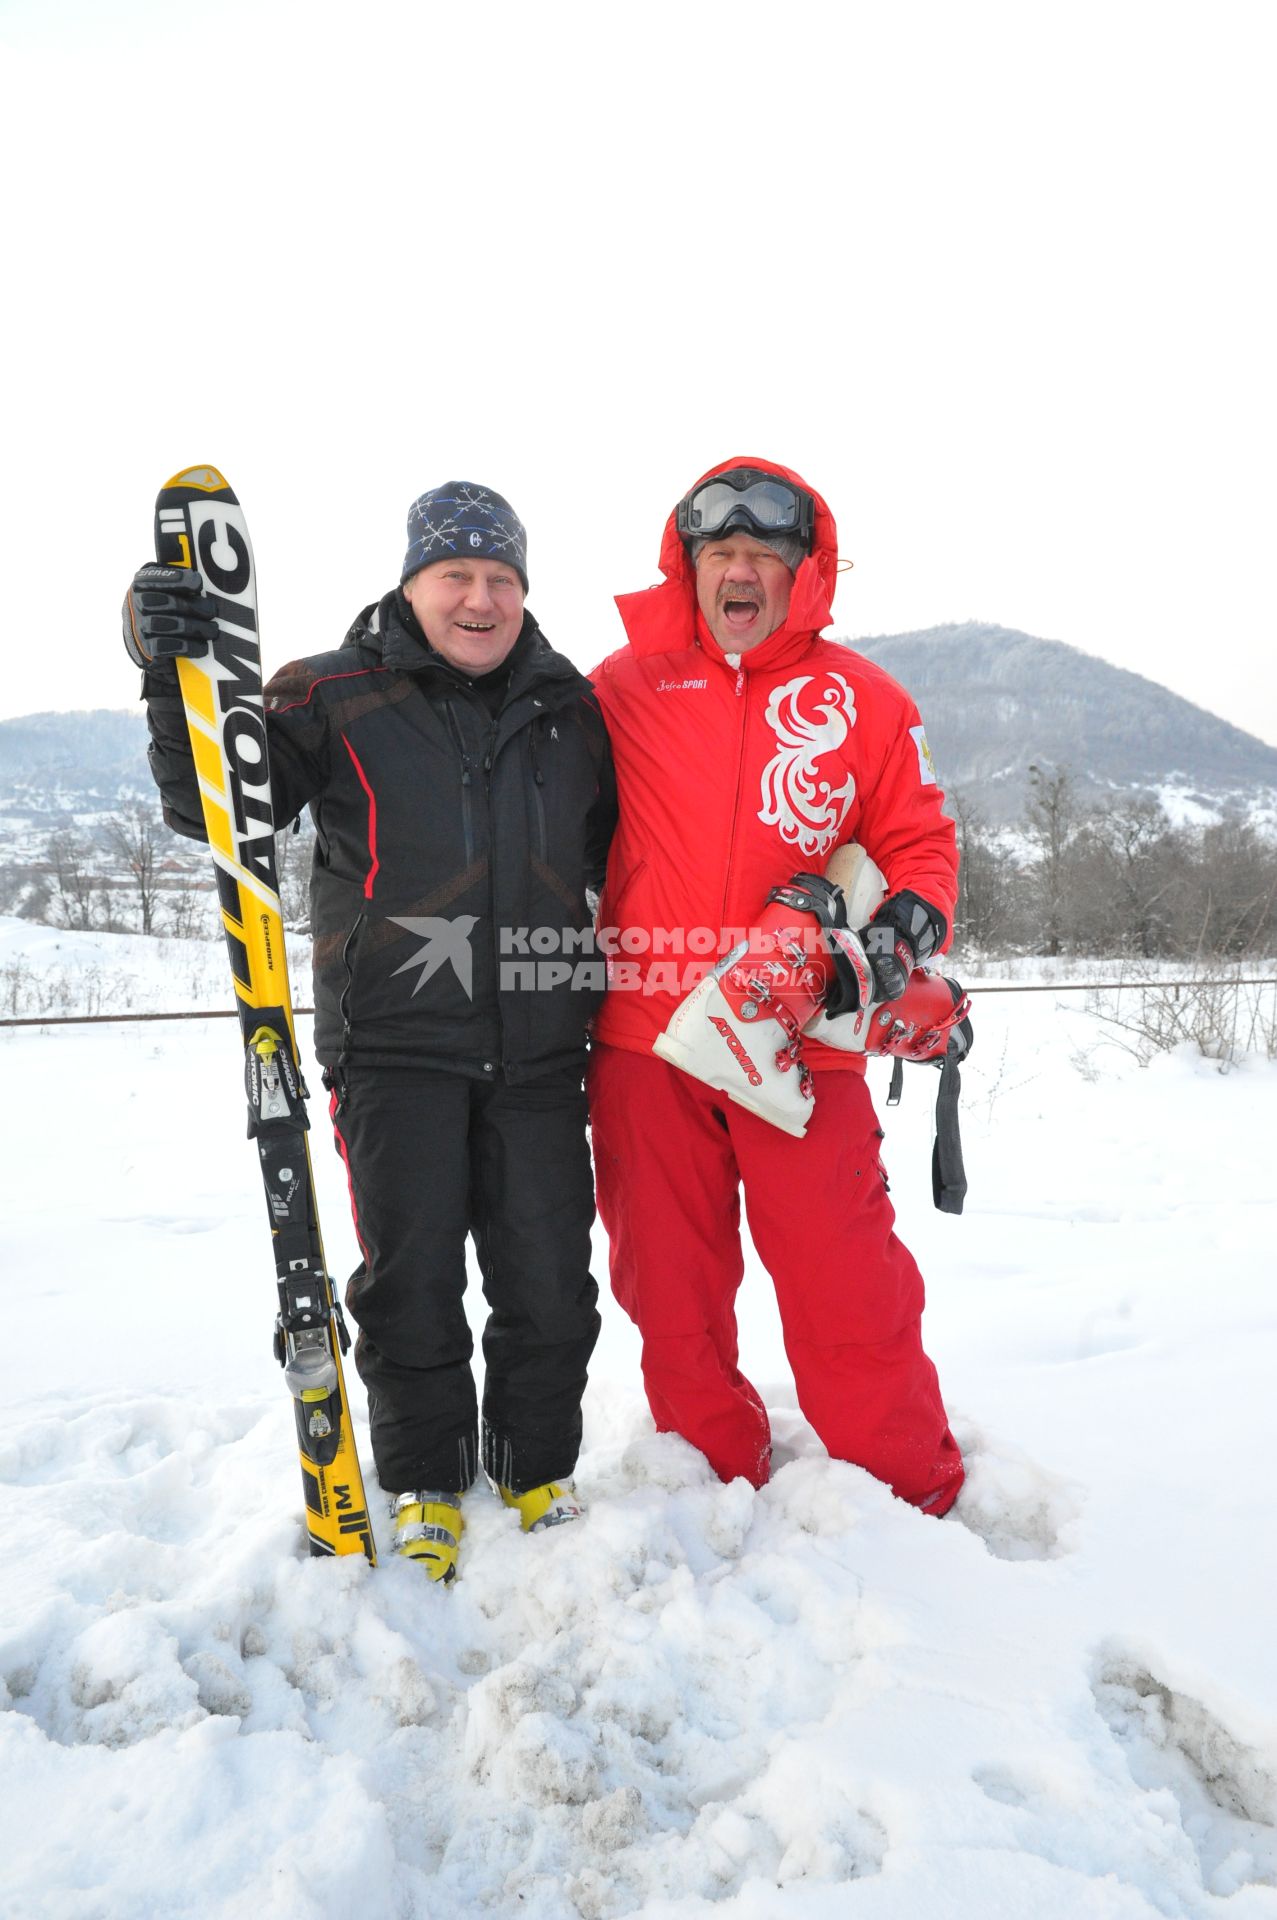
[589, 456, 958, 1071]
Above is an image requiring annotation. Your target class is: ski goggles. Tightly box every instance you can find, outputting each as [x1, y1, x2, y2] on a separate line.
[675, 469, 816, 550]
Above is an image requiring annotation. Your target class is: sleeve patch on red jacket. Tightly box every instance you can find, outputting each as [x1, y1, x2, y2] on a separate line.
[910, 724, 938, 786]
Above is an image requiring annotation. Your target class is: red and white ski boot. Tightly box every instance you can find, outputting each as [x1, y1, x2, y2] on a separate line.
[653, 844, 971, 1137]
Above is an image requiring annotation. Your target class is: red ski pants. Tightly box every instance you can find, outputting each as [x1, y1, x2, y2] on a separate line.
[588, 1044, 963, 1513]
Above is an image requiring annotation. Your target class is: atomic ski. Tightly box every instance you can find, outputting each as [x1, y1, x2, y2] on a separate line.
[152, 465, 375, 1562]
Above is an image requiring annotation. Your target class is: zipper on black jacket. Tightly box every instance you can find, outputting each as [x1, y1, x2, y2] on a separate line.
[483, 720, 507, 1071]
[444, 700, 476, 866]
[333, 913, 366, 1104]
[528, 722, 548, 863]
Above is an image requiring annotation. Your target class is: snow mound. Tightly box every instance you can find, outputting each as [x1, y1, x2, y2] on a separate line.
[3, 1398, 1277, 1918]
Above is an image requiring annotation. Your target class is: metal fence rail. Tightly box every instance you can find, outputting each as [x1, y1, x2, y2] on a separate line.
[3, 980, 1276, 1029]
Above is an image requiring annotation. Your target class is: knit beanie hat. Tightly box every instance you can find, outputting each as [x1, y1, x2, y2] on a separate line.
[690, 529, 806, 575]
[402, 482, 529, 590]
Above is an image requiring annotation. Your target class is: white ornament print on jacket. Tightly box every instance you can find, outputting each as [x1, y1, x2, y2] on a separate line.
[758, 673, 857, 857]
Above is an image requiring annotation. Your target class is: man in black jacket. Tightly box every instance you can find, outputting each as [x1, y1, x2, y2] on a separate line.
[125, 482, 616, 1581]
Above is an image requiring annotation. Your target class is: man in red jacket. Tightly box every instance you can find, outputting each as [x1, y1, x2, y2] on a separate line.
[588, 457, 964, 1514]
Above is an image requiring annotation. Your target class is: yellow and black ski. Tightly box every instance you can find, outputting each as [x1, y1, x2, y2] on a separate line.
[153, 465, 375, 1563]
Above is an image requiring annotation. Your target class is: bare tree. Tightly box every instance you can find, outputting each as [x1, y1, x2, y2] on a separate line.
[1022, 764, 1086, 956]
[0, 865, 26, 916]
[275, 815, 315, 931]
[1182, 819, 1277, 957]
[107, 800, 165, 935]
[1071, 795, 1181, 958]
[163, 878, 208, 940]
[45, 827, 99, 930]
[950, 788, 1018, 953]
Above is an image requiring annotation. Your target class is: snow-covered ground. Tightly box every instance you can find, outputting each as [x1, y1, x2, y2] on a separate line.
[2, 920, 1275, 1919]
[0, 918, 312, 1022]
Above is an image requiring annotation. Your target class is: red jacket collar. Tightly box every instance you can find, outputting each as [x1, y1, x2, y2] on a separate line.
[692, 607, 816, 675]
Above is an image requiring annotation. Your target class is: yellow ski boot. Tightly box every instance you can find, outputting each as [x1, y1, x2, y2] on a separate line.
[499, 1481, 584, 1533]
[391, 1490, 464, 1582]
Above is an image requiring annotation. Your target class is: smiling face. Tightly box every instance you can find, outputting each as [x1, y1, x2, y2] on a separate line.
[403, 556, 526, 675]
[694, 535, 795, 654]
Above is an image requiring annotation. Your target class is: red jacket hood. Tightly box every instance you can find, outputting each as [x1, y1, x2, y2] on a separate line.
[615, 455, 839, 664]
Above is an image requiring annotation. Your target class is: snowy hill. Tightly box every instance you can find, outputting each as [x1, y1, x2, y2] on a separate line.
[0, 707, 151, 818]
[850, 622, 1277, 825]
[1, 920, 1276, 1917]
[7, 648, 1277, 845]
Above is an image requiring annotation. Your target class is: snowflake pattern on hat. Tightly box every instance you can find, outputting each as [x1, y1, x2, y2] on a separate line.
[402, 482, 529, 588]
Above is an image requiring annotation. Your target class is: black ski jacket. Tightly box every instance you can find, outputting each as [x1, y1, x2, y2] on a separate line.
[142, 590, 616, 1081]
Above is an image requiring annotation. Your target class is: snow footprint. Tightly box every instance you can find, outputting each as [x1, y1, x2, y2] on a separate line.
[1091, 1644, 1277, 1895]
[0, 1395, 266, 1488]
[972, 1761, 1040, 1808]
[464, 1657, 601, 1808]
[949, 1418, 1082, 1561]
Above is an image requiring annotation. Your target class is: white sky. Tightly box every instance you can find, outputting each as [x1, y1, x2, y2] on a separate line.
[2, 0, 1274, 746]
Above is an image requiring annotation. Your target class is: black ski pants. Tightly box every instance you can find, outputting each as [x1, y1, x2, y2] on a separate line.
[328, 1062, 600, 1497]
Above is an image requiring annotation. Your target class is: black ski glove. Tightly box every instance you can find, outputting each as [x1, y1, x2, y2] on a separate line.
[122, 563, 219, 671]
[860, 890, 948, 1004]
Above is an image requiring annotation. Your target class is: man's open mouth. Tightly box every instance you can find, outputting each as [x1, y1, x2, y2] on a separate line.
[457, 621, 496, 632]
[720, 596, 761, 631]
